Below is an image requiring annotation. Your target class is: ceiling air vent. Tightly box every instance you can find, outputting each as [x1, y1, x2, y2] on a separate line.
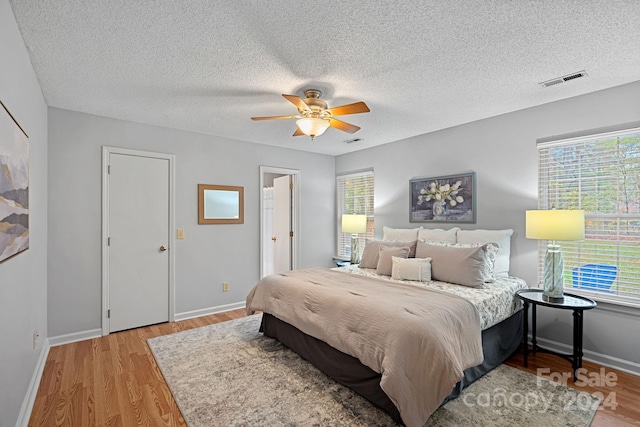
[539, 70, 588, 88]
[343, 138, 363, 144]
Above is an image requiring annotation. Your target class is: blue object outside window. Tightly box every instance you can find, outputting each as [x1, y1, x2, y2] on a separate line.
[572, 264, 617, 292]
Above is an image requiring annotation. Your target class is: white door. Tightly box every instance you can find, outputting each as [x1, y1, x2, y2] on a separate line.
[273, 175, 292, 273]
[107, 152, 170, 332]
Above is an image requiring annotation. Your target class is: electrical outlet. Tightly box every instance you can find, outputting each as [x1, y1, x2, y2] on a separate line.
[33, 330, 38, 349]
[222, 282, 229, 292]
[177, 228, 185, 239]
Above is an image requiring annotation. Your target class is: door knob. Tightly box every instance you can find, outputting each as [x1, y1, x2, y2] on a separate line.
[271, 236, 277, 242]
[160, 245, 167, 252]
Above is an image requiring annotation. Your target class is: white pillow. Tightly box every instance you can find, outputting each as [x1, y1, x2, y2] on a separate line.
[391, 257, 432, 282]
[456, 229, 513, 277]
[383, 226, 420, 241]
[418, 227, 459, 243]
[421, 240, 499, 282]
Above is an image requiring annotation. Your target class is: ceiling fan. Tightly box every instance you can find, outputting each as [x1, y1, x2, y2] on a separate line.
[251, 89, 370, 139]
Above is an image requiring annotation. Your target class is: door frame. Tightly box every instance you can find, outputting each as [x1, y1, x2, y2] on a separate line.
[259, 166, 300, 279]
[101, 146, 176, 336]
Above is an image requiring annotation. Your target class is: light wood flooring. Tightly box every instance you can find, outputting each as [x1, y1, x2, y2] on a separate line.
[29, 309, 640, 426]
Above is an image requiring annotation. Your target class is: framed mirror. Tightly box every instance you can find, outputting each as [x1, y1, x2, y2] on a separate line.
[198, 184, 244, 224]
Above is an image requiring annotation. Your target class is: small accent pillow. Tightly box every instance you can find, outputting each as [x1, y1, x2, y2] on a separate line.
[391, 256, 432, 282]
[376, 245, 410, 276]
[414, 241, 490, 288]
[383, 226, 420, 241]
[359, 240, 418, 268]
[456, 229, 513, 277]
[422, 240, 499, 282]
[418, 227, 459, 243]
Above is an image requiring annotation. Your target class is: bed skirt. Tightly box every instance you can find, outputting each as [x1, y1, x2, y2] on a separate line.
[260, 309, 523, 425]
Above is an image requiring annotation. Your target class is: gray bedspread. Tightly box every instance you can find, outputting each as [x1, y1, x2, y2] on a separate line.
[246, 267, 483, 427]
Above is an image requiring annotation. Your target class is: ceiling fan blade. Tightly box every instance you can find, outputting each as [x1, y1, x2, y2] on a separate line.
[282, 94, 311, 113]
[292, 127, 305, 137]
[328, 118, 360, 134]
[326, 101, 370, 116]
[251, 115, 298, 121]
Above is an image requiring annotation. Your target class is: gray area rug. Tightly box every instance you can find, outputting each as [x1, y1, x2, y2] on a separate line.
[148, 315, 600, 427]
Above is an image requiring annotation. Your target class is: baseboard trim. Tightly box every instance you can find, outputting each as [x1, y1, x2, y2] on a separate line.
[47, 304, 248, 346]
[16, 339, 50, 427]
[175, 302, 246, 321]
[533, 336, 640, 377]
[49, 328, 103, 347]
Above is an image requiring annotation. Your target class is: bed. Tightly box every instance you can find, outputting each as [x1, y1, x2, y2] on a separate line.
[246, 228, 527, 426]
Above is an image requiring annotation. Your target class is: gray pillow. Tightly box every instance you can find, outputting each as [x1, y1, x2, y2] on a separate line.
[415, 241, 488, 287]
[376, 245, 410, 276]
[359, 240, 417, 268]
[420, 240, 499, 282]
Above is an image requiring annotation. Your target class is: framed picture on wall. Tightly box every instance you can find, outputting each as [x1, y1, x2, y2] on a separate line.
[409, 172, 476, 223]
[0, 99, 30, 263]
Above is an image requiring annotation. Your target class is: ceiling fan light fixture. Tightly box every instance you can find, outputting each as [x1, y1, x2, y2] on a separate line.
[296, 117, 330, 139]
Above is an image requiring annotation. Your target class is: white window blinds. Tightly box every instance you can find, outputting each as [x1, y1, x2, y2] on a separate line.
[337, 171, 374, 259]
[537, 127, 640, 306]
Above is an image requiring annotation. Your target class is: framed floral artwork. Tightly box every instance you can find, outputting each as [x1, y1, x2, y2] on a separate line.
[409, 172, 476, 223]
[0, 99, 29, 263]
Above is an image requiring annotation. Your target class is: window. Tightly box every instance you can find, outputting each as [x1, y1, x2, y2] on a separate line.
[537, 126, 640, 306]
[336, 171, 374, 259]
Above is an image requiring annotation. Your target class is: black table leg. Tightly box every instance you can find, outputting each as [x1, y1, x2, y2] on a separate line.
[523, 300, 529, 367]
[532, 304, 537, 354]
[573, 309, 584, 381]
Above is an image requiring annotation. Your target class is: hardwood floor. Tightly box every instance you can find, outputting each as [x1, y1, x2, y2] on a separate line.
[29, 309, 640, 426]
[28, 310, 245, 427]
[505, 353, 640, 427]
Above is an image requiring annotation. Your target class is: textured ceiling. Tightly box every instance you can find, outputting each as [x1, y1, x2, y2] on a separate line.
[9, 0, 640, 156]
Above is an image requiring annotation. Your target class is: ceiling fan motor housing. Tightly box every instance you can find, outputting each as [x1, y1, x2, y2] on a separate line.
[302, 89, 328, 117]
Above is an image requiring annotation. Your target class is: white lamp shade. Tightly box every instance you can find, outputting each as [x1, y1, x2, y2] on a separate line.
[296, 117, 330, 137]
[526, 210, 585, 241]
[341, 214, 367, 234]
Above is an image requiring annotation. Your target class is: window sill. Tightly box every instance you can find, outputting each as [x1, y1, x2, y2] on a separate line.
[564, 288, 640, 315]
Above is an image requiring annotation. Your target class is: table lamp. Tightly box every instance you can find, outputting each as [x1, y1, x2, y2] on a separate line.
[341, 214, 367, 264]
[526, 209, 585, 302]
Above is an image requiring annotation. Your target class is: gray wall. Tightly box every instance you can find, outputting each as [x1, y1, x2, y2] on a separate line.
[3, 2, 639, 421]
[47, 108, 335, 337]
[336, 81, 640, 370]
[0, 1, 49, 425]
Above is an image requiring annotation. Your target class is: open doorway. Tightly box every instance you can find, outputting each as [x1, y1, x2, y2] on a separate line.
[260, 166, 299, 278]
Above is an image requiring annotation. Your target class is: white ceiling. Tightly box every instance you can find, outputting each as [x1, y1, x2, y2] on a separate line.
[9, 0, 640, 156]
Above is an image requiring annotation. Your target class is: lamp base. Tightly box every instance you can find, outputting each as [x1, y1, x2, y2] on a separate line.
[350, 234, 360, 264]
[543, 243, 564, 301]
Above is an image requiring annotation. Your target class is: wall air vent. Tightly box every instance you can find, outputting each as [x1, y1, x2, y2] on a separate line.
[539, 70, 588, 88]
[343, 138, 363, 144]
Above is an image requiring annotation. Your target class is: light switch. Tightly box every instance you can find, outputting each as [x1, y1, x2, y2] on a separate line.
[177, 228, 185, 239]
